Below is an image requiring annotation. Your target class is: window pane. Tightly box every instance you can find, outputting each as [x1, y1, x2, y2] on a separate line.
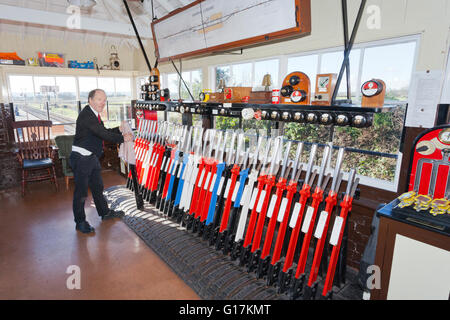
[33, 76, 56, 121]
[214, 116, 239, 130]
[106, 102, 131, 128]
[242, 119, 275, 136]
[79, 77, 97, 104]
[97, 77, 115, 97]
[55, 77, 76, 99]
[284, 122, 333, 145]
[108, 78, 132, 124]
[332, 107, 406, 182]
[8, 75, 35, 121]
[168, 112, 182, 124]
[287, 55, 318, 95]
[192, 114, 203, 127]
[361, 42, 416, 102]
[34, 76, 56, 106]
[180, 71, 191, 100]
[191, 70, 202, 100]
[168, 73, 179, 100]
[176, 70, 202, 101]
[115, 78, 131, 98]
[254, 59, 279, 88]
[9, 75, 34, 96]
[53, 77, 78, 128]
[320, 49, 361, 99]
[231, 63, 252, 86]
[216, 66, 231, 89]
[34, 76, 55, 94]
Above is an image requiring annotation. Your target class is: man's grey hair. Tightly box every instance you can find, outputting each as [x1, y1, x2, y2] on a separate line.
[88, 89, 106, 101]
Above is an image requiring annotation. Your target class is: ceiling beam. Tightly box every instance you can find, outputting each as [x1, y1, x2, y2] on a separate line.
[99, 0, 116, 21]
[104, 0, 130, 24]
[0, 4, 153, 38]
[155, 0, 176, 14]
[178, 0, 191, 6]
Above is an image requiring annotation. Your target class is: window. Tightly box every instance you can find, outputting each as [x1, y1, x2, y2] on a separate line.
[79, 76, 97, 104]
[167, 112, 182, 125]
[215, 59, 280, 91]
[107, 78, 132, 128]
[285, 40, 417, 104]
[163, 69, 203, 101]
[254, 59, 279, 88]
[216, 66, 231, 89]
[33, 76, 63, 124]
[78, 76, 132, 127]
[8, 74, 133, 134]
[9, 75, 34, 97]
[33, 76, 56, 104]
[286, 51, 360, 98]
[8, 75, 35, 122]
[180, 71, 191, 100]
[167, 73, 180, 100]
[54, 77, 78, 123]
[97, 77, 115, 97]
[210, 36, 418, 190]
[190, 70, 202, 100]
[361, 42, 416, 102]
[115, 78, 132, 99]
[231, 63, 252, 87]
[287, 54, 318, 95]
[320, 49, 361, 99]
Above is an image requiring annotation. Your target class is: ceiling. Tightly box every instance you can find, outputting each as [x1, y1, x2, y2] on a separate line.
[0, 0, 195, 48]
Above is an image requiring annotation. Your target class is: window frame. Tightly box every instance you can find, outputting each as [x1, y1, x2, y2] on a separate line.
[7, 74, 133, 125]
[211, 57, 282, 91]
[209, 35, 420, 192]
[161, 68, 203, 101]
[211, 34, 420, 104]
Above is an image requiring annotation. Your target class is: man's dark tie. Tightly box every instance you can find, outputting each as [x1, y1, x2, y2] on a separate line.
[98, 114, 104, 148]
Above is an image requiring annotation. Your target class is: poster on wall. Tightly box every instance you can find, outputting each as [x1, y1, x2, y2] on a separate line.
[440, 47, 450, 104]
[405, 70, 443, 128]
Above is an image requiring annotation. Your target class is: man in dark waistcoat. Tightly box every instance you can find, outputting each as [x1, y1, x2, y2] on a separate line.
[70, 89, 133, 234]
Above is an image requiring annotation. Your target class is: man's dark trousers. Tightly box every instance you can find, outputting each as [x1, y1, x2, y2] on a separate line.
[70, 151, 109, 223]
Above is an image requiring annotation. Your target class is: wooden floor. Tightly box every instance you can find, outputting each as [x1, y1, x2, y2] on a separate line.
[0, 170, 200, 300]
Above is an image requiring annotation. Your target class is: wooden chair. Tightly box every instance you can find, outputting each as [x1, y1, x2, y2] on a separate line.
[11, 120, 58, 196]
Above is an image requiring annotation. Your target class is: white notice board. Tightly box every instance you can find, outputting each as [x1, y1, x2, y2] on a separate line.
[440, 46, 450, 104]
[152, 0, 309, 61]
[405, 70, 443, 128]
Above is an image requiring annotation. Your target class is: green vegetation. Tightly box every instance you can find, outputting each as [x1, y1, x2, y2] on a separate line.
[211, 106, 406, 182]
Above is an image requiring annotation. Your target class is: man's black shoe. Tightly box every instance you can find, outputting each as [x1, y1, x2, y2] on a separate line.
[76, 221, 95, 234]
[101, 210, 125, 221]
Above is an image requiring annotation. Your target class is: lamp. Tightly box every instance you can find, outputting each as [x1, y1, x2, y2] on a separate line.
[262, 73, 272, 91]
[67, 0, 97, 9]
